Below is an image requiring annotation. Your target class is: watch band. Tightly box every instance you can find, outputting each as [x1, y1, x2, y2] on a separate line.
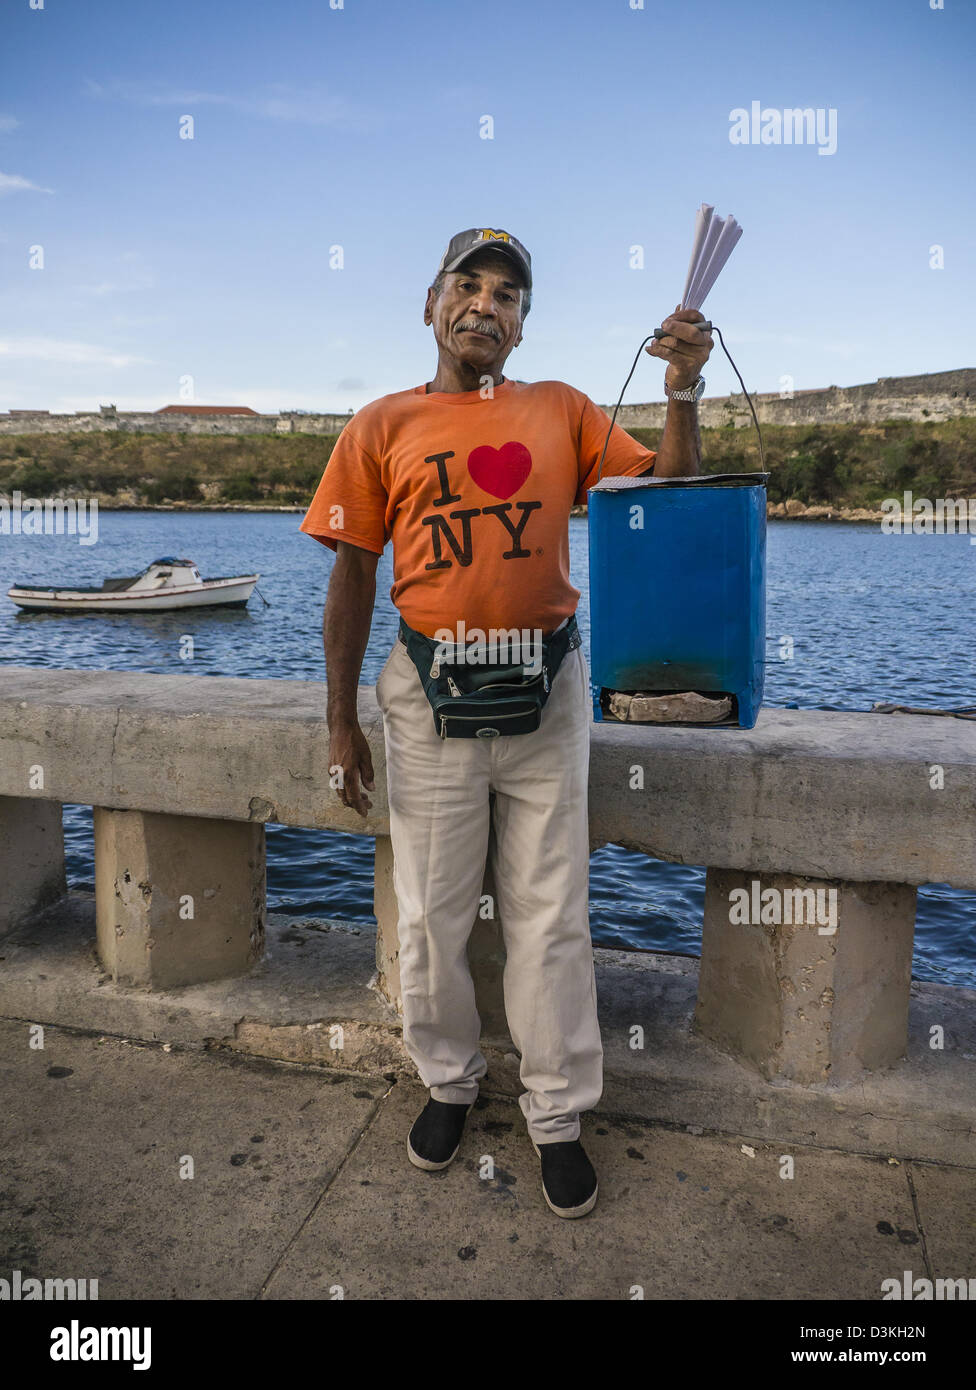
[665, 375, 705, 403]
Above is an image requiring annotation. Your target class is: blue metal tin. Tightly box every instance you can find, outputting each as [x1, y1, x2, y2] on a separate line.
[587, 473, 767, 729]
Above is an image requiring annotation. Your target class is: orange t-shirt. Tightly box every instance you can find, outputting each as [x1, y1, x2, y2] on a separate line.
[300, 377, 655, 636]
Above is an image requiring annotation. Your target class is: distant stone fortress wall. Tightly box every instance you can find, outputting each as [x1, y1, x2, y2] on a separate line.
[613, 367, 976, 430]
[0, 406, 354, 437]
[2, 368, 974, 436]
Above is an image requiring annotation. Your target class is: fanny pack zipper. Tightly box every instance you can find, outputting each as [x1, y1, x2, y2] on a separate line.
[441, 672, 542, 697]
[439, 707, 535, 739]
[466, 674, 543, 693]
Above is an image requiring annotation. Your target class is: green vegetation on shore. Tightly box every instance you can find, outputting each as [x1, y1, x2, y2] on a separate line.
[626, 418, 976, 508]
[1, 418, 974, 509]
[0, 432, 331, 507]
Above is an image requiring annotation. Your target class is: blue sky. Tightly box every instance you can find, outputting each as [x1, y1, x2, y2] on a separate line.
[1, 0, 972, 414]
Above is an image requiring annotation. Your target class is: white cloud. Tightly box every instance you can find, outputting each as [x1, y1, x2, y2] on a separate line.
[207, 386, 353, 414]
[249, 93, 349, 125]
[0, 337, 151, 368]
[107, 313, 168, 329]
[724, 329, 864, 360]
[46, 394, 165, 413]
[84, 78, 231, 108]
[79, 283, 134, 297]
[0, 115, 20, 133]
[84, 78, 374, 129]
[77, 273, 155, 298]
[0, 171, 53, 196]
[12, 387, 357, 414]
[74, 250, 156, 297]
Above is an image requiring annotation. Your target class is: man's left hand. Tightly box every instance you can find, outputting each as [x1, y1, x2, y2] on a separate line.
[645, 306, 713, 391]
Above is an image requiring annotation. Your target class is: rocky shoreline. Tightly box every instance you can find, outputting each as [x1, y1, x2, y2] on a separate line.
[571, 501, 888, 522]
[5, 495, 889, 522]
[764, 501, 885, 522]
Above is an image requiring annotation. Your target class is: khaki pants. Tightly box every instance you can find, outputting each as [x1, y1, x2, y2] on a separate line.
[375, 635, 604, 1144]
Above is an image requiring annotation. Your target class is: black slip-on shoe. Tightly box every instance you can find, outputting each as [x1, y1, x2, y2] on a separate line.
[407, 1098, 473, 1171]
[532, 1137, 599, 1218]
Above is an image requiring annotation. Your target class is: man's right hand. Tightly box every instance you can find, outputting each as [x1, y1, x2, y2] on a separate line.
[329, 720, 375, 818]
[322, 540, 381, 820]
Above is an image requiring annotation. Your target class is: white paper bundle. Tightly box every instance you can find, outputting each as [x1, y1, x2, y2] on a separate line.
[679, 203, 743, 312]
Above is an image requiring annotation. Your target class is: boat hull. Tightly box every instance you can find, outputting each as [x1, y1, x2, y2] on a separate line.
[8, 577, 259, 613]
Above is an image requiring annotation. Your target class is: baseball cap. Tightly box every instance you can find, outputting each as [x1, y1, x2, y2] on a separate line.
[436, 227, 532, 292]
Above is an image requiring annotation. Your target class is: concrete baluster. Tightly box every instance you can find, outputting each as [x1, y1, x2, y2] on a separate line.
[94, 808, 265, 989]
[0, 795, 66, 936]
[696, 868, 916, 1084]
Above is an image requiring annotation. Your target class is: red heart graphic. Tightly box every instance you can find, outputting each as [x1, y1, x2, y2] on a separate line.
[466, 442, 532, 500]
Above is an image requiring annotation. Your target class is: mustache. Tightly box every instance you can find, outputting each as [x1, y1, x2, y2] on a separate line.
[455, 318, 500, 341]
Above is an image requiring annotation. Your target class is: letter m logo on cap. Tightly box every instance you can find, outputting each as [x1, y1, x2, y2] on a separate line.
[477, 229, 511, 242]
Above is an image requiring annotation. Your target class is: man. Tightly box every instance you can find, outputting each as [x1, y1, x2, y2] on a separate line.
[300, 227, 711, 1218]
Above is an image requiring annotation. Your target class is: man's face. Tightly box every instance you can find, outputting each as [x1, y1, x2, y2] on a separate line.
[423, 250, 525, 374]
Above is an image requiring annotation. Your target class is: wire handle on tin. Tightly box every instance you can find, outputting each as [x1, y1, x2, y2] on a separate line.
[595, 322, 765, 484]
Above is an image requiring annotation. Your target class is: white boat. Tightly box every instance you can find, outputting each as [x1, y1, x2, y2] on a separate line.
[7, 557, 260, 613]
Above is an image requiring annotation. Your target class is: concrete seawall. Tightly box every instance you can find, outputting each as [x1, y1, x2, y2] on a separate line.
[2, 665, 975, 1162]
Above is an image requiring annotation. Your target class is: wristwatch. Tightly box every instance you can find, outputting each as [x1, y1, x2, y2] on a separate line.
[665, 375, 706, 403]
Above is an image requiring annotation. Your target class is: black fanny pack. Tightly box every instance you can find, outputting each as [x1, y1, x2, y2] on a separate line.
[398, 615, 581, 739]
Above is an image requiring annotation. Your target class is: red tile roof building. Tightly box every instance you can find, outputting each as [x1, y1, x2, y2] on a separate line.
[155, 405, 259, 416]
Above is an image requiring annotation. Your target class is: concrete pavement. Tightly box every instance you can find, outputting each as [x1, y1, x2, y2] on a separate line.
[2, 1016, 974, 1302]
[2, 894, 974, 1166]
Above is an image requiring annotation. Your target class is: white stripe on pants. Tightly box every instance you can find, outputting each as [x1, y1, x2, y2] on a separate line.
[375, 634, 603, 1144]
